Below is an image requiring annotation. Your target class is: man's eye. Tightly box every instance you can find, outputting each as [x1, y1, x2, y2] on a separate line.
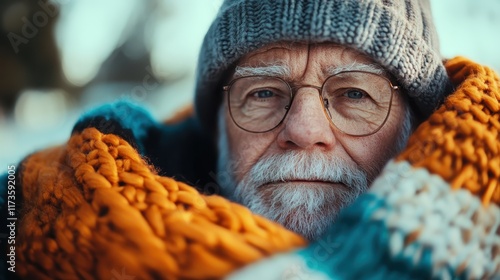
[253, 90, 275, 98]
[344, 90, 366, 99]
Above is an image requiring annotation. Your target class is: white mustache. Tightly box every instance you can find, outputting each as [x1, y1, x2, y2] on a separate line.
[242, 150, 368, 192]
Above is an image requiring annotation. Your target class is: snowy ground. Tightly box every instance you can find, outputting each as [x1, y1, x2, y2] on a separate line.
[1, 0, 499, 168]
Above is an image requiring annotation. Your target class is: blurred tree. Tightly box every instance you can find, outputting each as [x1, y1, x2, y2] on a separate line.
[0, 0, 62, 115]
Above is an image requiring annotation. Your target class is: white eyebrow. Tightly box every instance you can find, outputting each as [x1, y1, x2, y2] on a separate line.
[326, 62, 386, 76]
[233, 62, 386, 79]
[233, 64, 291, 78]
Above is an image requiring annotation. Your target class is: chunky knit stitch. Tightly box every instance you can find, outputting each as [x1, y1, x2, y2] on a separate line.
[195, 0, 452, 132]
[14, 128, 305, 279]
[399, 57, 500, 205]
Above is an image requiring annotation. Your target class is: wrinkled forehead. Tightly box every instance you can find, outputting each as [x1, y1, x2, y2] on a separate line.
[233, 42, 388, 80]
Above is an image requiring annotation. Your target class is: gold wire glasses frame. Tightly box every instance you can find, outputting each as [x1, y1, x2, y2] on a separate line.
[223, 70, 400, 136]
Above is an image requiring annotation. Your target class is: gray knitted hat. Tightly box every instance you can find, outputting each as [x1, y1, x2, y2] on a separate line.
[194, 0, 452, 132]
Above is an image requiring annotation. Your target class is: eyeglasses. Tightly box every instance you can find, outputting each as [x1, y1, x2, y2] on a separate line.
[223, 70, 399, 136]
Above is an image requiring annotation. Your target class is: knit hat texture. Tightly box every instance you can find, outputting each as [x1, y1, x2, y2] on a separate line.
[194, 0, 452, 131]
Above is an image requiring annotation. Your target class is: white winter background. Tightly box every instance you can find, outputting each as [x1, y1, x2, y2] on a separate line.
[1, 0, 499, 167]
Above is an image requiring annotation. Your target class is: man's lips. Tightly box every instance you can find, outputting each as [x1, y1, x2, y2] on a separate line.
[261, 179, 345, 188]
[284, 179, 332, 183]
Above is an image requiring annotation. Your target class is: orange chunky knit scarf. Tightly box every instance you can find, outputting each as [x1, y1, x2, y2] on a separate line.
[399, 57, 500, 205]
[11, 57, 500, 279]
[16, 129, 305, 279]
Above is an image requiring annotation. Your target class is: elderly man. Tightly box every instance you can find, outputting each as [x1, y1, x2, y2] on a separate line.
[194, 0, 450, 240]
[3, 0, 499, 279]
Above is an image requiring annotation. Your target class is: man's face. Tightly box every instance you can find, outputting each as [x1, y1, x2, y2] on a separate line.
[217, 42, 409, 240]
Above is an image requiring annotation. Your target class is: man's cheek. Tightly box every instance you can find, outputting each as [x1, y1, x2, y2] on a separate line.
[231, 138, 259, 167]
[230, 154, 252, 183]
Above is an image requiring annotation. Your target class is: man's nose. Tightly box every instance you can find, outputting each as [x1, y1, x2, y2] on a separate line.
[277, 88, 336, 150]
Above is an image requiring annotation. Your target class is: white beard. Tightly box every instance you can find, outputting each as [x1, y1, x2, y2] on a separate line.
[234, 151, 369, 240]
[216, 128, 369, 241]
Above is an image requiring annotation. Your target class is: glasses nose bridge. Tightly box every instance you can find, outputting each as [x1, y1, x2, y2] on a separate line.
[291, 84, 323, 97]
[289, 83, 328, 110]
